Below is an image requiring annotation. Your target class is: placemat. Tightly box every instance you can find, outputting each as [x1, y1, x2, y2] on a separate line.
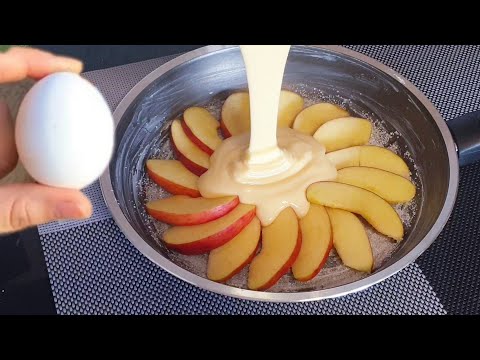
[38, 46, 480, 315]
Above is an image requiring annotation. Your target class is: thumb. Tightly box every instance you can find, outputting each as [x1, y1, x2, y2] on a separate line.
[0, 183, 93, 233]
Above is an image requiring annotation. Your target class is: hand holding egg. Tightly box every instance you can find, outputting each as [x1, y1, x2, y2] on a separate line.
[15, 72, 114, 190]
[0, 47, 113, 234]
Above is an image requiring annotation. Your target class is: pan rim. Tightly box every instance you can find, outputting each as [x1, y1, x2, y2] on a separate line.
[99, 45, 459, 302]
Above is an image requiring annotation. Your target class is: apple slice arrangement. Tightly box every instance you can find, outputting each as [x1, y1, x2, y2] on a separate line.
[144, 90, 417, 291]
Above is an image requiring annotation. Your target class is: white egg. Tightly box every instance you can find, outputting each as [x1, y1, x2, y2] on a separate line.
[15, 72, 114, 190]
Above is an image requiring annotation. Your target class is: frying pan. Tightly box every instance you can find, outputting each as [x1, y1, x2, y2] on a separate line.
[99, 45, 480, 302]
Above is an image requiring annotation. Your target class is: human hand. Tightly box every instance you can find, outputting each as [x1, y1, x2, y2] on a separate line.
[0, 47, 93, 234]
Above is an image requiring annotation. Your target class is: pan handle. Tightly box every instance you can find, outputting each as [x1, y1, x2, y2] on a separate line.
[447, 110, 480, 167]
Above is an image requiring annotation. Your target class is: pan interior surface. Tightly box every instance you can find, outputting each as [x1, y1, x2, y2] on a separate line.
[107, 46, 451, 297]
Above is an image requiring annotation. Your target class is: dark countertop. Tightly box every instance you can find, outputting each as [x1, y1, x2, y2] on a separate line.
[0, 45, 203, 315]
[39, 45, 204, 72]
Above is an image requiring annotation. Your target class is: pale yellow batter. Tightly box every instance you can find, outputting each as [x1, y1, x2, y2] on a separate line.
[198, 45, 337, 226]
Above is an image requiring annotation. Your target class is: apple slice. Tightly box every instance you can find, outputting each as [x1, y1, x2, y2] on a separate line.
[293, 103, 350, 135]
[336, 167, 416, 203]
[326, 146, 360, 169]
[146, 195, 239, 226]
[171, 119, 210, 176]
[207, 217, 261, 282]
[220, 120, 233, 139]
[307, 182, 403, 241]
[326, 208, 374, 273]
[163, 203, 256, 255]
[313, 117, 372, 152]
[326, 145, 411, 178]
[221, 92, 250, 138]
[248, 207, 302, 291]
[221, 91, 305, 137]
[146, 160, 200, 198]
[277, 90, 304, 128]
[182, 107, 222, 155]
[292, 204, 332, 282]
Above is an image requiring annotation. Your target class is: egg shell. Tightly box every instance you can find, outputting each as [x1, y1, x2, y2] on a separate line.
[15, 72, 114, 190]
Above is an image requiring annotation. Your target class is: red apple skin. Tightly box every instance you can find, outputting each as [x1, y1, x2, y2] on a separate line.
[220, 120, 232, 139]
[146, 197, 239, 226]
[170, 132, 208, 176]
[146, 166, 201, 198]
[215, 242, 261, 284]
[295, 241, 333, 282]
[181, 120, 215, 155]
[257, 228, 303, 291]
[165, 208, 256, 255]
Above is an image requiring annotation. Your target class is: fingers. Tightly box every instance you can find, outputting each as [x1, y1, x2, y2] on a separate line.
[0, 183, 93, 233]
[0, 47, 83, 83]
[0, 102, 18, 178]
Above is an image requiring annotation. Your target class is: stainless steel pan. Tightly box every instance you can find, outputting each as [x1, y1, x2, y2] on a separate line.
[99, 45, 480, 302]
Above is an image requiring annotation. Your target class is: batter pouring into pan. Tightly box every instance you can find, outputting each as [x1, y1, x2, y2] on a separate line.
[145, 45, 416, 291]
